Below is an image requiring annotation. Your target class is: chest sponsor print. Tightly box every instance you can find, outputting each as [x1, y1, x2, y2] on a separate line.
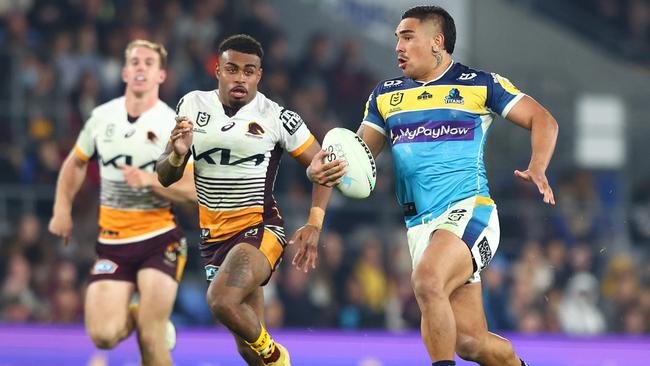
[390, 121, 475, 145]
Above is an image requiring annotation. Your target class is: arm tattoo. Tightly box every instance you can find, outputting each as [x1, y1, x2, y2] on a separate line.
[224, 249, 251, 288]
[431, 47, 443, 69]
[156, 142, 190, 187]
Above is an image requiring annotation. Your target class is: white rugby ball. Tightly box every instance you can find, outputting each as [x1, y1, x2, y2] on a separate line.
[321, 128, 376, 199]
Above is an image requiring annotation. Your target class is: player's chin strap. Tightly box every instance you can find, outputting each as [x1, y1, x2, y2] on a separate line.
[306, 207, 325, 232]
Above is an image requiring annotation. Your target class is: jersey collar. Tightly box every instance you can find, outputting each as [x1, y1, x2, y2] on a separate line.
[415, 59, 455, 85]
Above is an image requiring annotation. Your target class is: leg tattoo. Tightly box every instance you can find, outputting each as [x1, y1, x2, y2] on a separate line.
[224, 250, 251, 288]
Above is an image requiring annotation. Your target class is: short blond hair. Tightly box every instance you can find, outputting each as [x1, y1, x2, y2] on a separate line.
[124, 39, 168, 68]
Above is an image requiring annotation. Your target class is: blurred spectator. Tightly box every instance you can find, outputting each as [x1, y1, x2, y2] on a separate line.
[512, 241, 553, 295]
[558, 272, 606, 334]
[292, 32, 332, 90]
[329, 39, 375, 126]
[237, 0, 280, 50]
[7, 212, 45, 264]
[569, 243, 595, 275]
[278, 265, 320, 327]
[70, 72, 102, 124]
[352, 236, 387, 315]
[48, 261, 82, 323]
[0, 144, 22, 184]
[555, 171, 607, 244]
[517, 308, 545, 334]
[339, 276, 383, 329]
[546, 238, 571, 288]
[1, 252, 48, 322]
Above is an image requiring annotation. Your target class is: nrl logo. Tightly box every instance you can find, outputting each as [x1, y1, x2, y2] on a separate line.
[196, 111, 211, 127]
[390, 92, 404, 106]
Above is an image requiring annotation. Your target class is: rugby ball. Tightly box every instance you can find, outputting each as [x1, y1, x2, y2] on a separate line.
[321, 128, 376, 199]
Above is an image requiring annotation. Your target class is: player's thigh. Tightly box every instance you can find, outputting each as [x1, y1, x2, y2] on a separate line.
[85, 280, 135, 331]
[210, 243, 272, 297]
[137, 267, 179, 322]
[451, 282, 489, 350]
[412, 229, 474, 296]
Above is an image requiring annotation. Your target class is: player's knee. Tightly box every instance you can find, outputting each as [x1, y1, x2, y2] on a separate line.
[411, 270, 446, 303]
[455, 332, 485, 361]
[207, 292, 237, 321]
[88, 327, 121, 349]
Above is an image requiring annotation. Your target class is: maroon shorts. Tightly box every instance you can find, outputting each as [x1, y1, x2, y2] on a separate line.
[200, 219, 287, 284]
[89, 227, 187, 283]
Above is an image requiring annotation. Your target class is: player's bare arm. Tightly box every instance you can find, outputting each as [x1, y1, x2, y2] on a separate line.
[156, 116, 193, 187]
[120, 164, 196, 204]
[357, 124, 386, 158]
[291, 140, 334, 272]
[506, 95, 559, 205]
[49, 150, 89, 244]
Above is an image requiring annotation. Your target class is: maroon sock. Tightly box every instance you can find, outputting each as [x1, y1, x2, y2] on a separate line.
[262, 346, 281, 364]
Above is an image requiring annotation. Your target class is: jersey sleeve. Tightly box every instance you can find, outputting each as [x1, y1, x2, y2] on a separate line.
[73, 113, 98, 161]
[175, 93, 192, 118]
[486, 73, 525, 118]
[278, 108, 315, 157]
[360, 87, 388, 136]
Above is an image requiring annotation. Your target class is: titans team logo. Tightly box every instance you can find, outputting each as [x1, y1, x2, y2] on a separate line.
[444, 88, 464, 104]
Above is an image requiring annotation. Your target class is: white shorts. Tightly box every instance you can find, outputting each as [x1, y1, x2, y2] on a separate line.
[406, 196, 500, 283]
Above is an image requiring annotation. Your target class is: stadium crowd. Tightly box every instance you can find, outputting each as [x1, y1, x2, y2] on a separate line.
[0, 0, 649, 335]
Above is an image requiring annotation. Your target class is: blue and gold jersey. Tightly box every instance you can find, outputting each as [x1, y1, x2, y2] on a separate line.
[362, 62, 524, 228]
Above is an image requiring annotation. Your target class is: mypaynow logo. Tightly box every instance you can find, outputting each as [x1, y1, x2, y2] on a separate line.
[390, 121, 474, 144]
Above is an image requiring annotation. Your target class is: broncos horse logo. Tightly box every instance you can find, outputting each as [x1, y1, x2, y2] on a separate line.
[247, 122, 265, 136]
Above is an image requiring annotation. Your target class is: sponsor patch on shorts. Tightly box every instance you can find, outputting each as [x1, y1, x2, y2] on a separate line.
[92, 259, 118, 275]
[477, 236, 493, 270]
[205, 264, 219, 281]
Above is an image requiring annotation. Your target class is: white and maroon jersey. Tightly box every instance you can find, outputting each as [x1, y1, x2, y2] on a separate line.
[74, 96, 178, 244]
[176, 90, 315, 243]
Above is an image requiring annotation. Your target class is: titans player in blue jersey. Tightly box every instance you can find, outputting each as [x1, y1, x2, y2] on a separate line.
[307, 5, 558, 366]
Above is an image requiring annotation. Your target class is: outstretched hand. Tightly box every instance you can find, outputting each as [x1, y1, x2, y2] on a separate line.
[514, 168, 555, 205]
[290, 224, 321, 272]
[307, 150, 346, 187]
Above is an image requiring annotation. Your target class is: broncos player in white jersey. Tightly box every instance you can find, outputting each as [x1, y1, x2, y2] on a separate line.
[49, 40, 195, 366]
[308, 6, 558, 366]
[157, 34, 339, 366]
